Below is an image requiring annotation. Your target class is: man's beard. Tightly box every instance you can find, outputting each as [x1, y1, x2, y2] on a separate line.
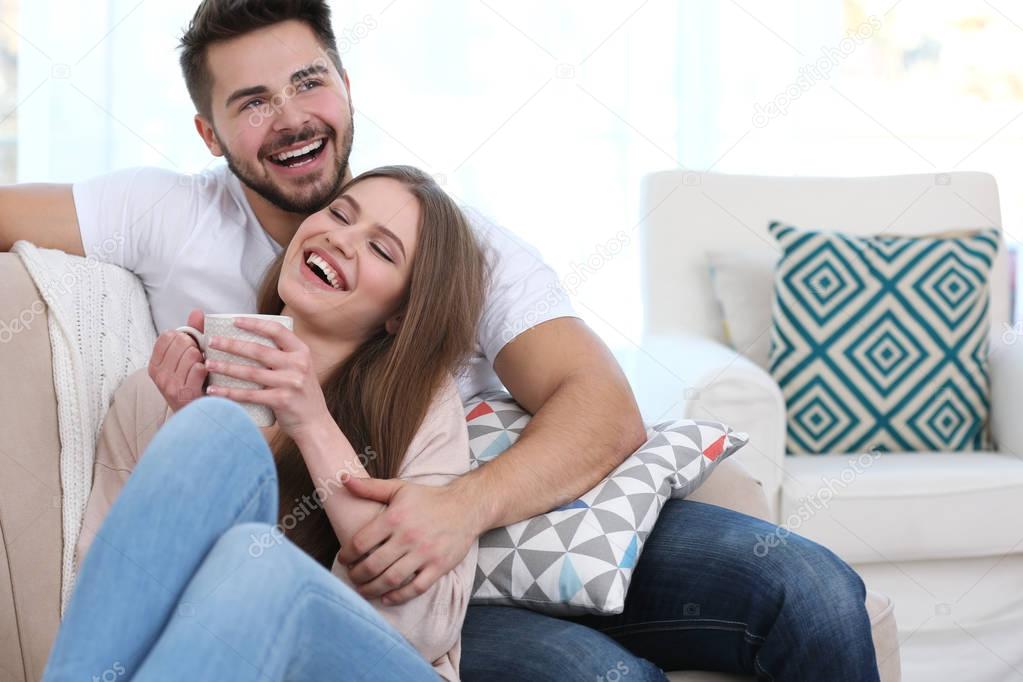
[217, 119, 354, 215]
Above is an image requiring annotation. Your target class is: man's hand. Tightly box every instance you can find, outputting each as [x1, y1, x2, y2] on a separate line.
[148, 309, 207, 412]
[338, 476, 481, 605]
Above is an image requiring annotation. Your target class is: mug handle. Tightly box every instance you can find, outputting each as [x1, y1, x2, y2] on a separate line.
[174, 325, 205, 352]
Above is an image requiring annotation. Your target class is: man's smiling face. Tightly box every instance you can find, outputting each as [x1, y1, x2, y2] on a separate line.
[198, 19, 354, 214]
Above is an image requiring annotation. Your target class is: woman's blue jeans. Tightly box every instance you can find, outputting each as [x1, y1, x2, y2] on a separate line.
[42, 397, 436, 682]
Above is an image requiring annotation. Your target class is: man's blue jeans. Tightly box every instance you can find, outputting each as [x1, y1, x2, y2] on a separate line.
[43, 398, 436, 682]
[461, 500, 881, 681]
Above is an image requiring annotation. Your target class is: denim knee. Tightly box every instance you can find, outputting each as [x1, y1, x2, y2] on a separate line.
[188, 523, 299, 600]
[796, 537, 864, 600]
[175, 396, 255, 432]
[164, 397, 273, 470]
[217, 521, 282, 562]
[211, 522, 317, 585]
[774, 535, 869, 633]
[197, 522, 360, 614]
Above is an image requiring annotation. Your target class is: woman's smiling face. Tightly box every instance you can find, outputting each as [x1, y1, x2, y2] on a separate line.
[277, 176, 421, 340]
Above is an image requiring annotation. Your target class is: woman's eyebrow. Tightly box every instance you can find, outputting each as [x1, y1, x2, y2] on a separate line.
[340, 195, 407, 260]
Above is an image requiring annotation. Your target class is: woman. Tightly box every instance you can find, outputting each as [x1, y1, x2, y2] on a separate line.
[44, 166, 488, 681]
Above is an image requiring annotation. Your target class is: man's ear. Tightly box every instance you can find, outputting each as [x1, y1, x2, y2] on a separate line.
[193, 115, 224, 157]
[385, 313, 403, 336]
[341, 68, 353, 115]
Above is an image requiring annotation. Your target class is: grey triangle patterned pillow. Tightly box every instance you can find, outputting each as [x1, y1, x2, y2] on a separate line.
[464, 391, 748, 615]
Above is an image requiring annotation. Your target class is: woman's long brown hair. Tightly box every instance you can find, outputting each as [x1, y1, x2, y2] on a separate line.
[255, 165, 488, 567]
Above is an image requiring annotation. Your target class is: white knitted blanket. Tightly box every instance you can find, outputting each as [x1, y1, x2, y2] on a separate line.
[12, 241, 156, 615]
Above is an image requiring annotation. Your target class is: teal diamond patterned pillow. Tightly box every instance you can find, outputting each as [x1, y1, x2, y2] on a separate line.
[464, 391, 748, 615]
[768, 222, 1000, 454]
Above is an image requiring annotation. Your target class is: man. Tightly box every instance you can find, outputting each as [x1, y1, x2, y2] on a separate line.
[0, 1, 880, 679]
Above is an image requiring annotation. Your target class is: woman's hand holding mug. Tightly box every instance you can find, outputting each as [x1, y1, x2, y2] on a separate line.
[173, 313, 304, 429]
[149, 309, 208, 413]
[202, 316, 331, 439]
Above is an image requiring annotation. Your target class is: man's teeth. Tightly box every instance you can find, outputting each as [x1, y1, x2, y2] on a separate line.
[273, 139, 324, 162]
[306, 252, 344, 290]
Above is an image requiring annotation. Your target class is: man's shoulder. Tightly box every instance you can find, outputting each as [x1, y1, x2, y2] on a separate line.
[462, 206, 535, 252]
[179, 164, 240, 202]
[132, 164, 253, 227]
[124, 163, 231, 185]
[74, 165, 182, 193]
[460, 206, 553, 280]
[75, 164, 234, 208]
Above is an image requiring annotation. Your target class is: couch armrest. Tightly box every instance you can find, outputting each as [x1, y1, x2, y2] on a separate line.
[686, 457, 772, 522]
[990, 336, 1023, 456]
[0, 252, 63, 681]
[623, 333, 786, 518]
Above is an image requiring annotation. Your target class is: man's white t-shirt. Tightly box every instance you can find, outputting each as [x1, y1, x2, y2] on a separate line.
[73, 164, 579, 401]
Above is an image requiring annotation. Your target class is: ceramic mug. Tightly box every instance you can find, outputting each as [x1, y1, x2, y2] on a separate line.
[175, 313, 294, 427]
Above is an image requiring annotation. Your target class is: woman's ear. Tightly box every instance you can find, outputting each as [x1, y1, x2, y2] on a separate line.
[385, 314, 403, 335]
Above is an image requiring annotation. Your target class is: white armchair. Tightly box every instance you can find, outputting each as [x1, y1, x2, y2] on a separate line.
[625, 332, 787, 517]
[626, 170, 1023, 682]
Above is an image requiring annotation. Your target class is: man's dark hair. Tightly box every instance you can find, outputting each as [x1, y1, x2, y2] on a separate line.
[179, 0, 343, 120]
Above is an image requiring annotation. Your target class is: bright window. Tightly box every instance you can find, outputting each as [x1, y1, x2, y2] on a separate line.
[10, 0, 1022, 345]
[0, 0, 17, 183]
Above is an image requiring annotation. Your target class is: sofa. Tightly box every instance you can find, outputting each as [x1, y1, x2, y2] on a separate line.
[620, 169, 1023, 682]
[0, 251, 899, 681]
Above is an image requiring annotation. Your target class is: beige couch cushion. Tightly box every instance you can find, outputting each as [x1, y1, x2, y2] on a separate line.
[0, 253, 63, 682]
[686, 457, 771, 522]
[781, 452, 1023, 563]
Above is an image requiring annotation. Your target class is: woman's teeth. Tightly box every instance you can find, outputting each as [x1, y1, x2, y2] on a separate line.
[306, 252, 343, 290]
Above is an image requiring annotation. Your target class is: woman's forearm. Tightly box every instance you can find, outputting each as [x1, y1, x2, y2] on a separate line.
[290, 416, 385, 548]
